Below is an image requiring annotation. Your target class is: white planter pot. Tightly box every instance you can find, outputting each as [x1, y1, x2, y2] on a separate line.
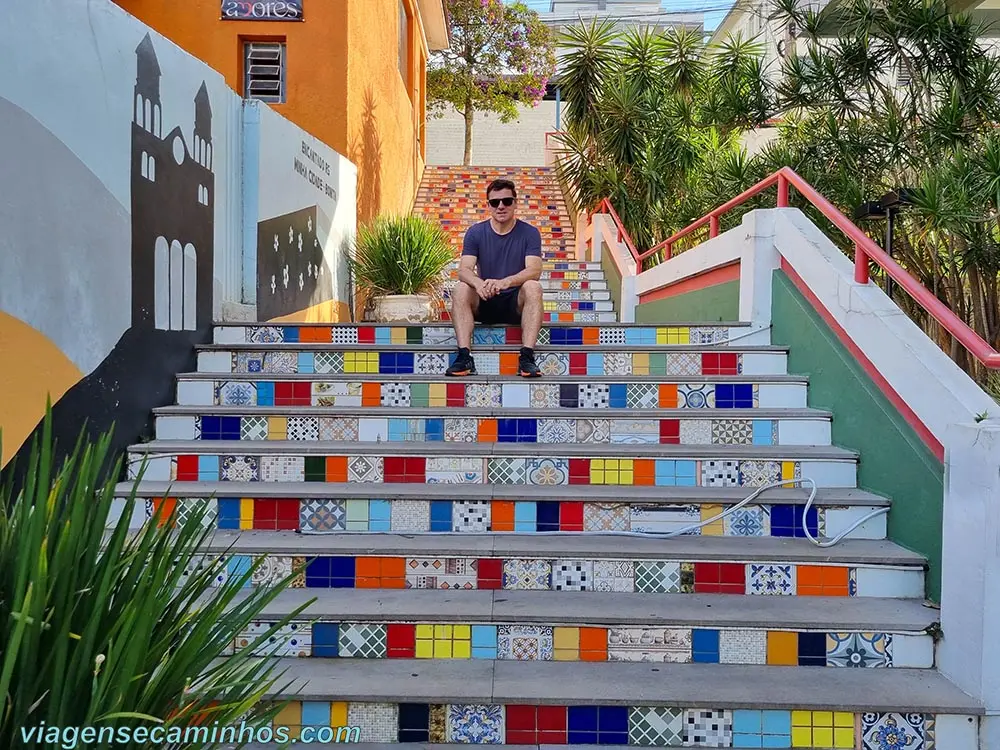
[374, 294, 435, 323]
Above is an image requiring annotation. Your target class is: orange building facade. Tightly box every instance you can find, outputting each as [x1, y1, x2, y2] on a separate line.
[112, 0, 449, 222]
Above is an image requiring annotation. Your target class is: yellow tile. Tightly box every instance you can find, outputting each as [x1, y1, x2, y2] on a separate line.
[791, 711, 812, 727]
[435, 639, 453, 658]
[554, 648, 579, 661]
[454, 625, 471, 639]
[453, 640, 471, 658]
[416, 624, 434, 639]
[606, 459, 619, 470]
[553, 627, 579, 650]
[391, 327, 406, 344]
[834, 713, 853, 728]
[434, 624, 452, 639]
[591, 470, 605, 485]
[633, 353, 650, 375]
[240, 498, 254, 529]
[273, 702, 301, 739]
[620, 459, 633, 471]
[834, 728, 855, 747]
[415, 639, 434, 658]
[701, 504, 725, 535]
[544, 301, 556, 311]
[619, 470, 633, 485]
[813, 727, 833, 746]
[782, 461, 797, 488]
[429, 383, 447, 407]
[813, 712, 833, 726]
[768, 632, 798, 665]
[330, 702, 348, 726]
[344, 352, 358, 373]
[791, 727, 813, 747]
[591, 459, 605, 470]
[566, 271, 578, 279]
[268, 416, 287, 440]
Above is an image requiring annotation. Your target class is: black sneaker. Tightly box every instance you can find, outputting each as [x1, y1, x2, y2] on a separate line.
[518, 350, 542, 378]
[446, 349, 477, 376]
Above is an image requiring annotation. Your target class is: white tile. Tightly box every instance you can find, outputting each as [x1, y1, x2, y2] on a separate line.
[177, 380, 214, 405]
[107, 497, 147, 530]
[799, 459, 856, 488]
[933, 715, 978, 749]
[196, 350, 233, 373]
[502, 383, 530, 408]
[128, 454, 171, 481]
[825, 507, 887, 540]
[156, 416, 196, 440]
[358, 418, 389, 442]
[854, 566, 925, 598]
[213, 327, 243, 344]
[757, 382, 807, 408]
[891, 633, 934, 668]
[728, 326, 770, 345]
[776, 418, 831, 446]
[740, 351, 787, 375]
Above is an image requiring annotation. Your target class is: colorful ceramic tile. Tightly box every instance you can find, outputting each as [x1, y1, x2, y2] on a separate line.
[502, 559, 552, 590]
[795, 710, 855, 748]
[348, 703, 398, 742]
[684, 709, 733, 747]
[551, 560, 593, 591]
[724, 506, 771, 537]
[719, 629, 768, 665]
[747, 564, 796, 596]
[300, 499, 346, 532]
[828, 633, 892, 668]
[608, 628, 692, 663]
[390, 499, 430, 532]
[448, 704, 504, 744]
[497, 625, 554, 660]
[584, 504, 630, 532]
[634, 561, 682, 593]
[453, 501, 490, 532]
[629, 706, 684, 746]
[592, 559, 634, 592]
[527, 458, 569, 485]
[337, 623, 387, 658]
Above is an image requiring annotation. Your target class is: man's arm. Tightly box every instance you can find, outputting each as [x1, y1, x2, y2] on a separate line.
[496, 256, 542, 291]
[457, 226, 494, 299]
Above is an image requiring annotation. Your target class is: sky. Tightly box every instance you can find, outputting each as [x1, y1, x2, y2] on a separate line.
[506, 0, 734, 32]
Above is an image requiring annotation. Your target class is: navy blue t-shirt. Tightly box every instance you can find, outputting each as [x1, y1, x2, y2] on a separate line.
[461, 219, 542, 294]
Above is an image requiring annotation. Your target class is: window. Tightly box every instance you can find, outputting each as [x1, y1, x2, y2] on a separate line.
[399, 0, 411, 86]
[244, 41, 286, 103]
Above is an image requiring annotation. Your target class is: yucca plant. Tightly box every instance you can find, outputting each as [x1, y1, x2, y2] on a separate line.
[349, 215, 453, 299]
[1, 410, 312, 749]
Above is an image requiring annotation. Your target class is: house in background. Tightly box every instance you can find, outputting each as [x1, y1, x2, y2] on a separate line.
[113, 0, 450, 222]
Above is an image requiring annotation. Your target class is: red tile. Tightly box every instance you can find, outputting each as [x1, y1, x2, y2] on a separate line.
[446, 383, 465, 407]
[386, 623, 415, 658]
[659, 419, 680, 444]
[404, 457, 426, 483]
[293, 382, 312, 405]
[176, 455, 199, 481]
[384, 456, 406, 483]
[275, 499, 300, 530]
[569, 458, 591, 485]
[559, 502, 584, 531]
[357, 327, 375, 344]
[253, 499, 278, 530]
[569, 352, 588, 375]
[505, 705, 537, 733]
[274, 382, 295, 405]
[477, 558, 503, 589]
[506, 327, 523, 345]
[550, 271, 564, 279]
[537, 705, 567, 743]
[719, 562, 747, 593]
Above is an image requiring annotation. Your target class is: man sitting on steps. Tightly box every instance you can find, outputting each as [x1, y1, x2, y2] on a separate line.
[445, 177, 544, 378]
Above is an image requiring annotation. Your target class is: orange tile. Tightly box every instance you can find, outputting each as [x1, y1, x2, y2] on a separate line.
[500, 353, 519, 375]
[579, 627, 608, 661]
[583, 327, 600, 345]
[559, 313, 573, 322]
[633, 459, 656, 486]
[658, 384, 678, 408]
[362, 382, 381, 407]
[380, 557, 406, 588]
[478, 419, 498, 442]
[326, 456, 348, 483]
[299, 327, 331, 343]
[492, 501, 515, 531]
[355, 557, 382, 588]
[153, 497, 176, 526]
[767, 631, 798, 665]
[797, 566, 850, 596]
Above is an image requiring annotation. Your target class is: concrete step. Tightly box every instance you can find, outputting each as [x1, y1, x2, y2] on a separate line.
[212, 322, 759, 347]
[177, 374, 809, 410]
[158, 532, 924, 597]
[119, 481, 888, 540]
[195, 345, 789, 378]
[221, 589, 934, 669]
[127, 441, 857, 489]
[154, 406, 831, 448]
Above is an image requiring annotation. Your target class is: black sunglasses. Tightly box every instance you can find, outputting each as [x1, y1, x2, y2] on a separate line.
[488, 197, 515, 208]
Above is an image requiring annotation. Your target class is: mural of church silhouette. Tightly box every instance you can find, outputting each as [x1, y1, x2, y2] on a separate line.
[131, 33, 214, 331]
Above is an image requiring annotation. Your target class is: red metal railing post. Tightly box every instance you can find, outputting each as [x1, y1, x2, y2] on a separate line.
[854, 243, 869, 284]
[665, 242, 672, 261]
[709, 215, 720, 238]
[777, 174, 789, 208]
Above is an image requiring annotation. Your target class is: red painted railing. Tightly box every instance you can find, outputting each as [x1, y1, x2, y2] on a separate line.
[591, 167, 1000, 369]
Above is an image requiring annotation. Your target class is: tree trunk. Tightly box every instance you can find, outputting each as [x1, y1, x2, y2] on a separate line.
[463, 99, 474, 166]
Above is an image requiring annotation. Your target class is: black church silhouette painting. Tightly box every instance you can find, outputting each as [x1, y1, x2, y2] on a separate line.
[131, 33, 214, 331]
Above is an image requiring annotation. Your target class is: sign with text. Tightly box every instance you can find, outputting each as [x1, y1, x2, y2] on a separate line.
[221, 0, 303, 21]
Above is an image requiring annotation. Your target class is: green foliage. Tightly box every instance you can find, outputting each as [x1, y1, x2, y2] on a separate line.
[553, 20, 776, 256]
[428, 0, 556, 163]
[349, 215, 453, 297]
[0, 410, 309, 749]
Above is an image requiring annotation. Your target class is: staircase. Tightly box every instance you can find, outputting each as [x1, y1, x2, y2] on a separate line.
[119, 262, 978, 746]
[412, 166, 617, 324]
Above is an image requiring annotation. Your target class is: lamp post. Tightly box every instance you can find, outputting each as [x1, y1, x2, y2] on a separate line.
[852, 189, 916, 299]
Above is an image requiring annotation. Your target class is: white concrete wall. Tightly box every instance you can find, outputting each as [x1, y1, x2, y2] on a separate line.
[426, 100, 567, 166]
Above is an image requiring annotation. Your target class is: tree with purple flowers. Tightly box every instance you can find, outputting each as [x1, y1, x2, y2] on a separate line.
[428, 0, 556, 165]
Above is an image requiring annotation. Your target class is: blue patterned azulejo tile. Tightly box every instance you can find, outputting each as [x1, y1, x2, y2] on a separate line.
[862, 712, 930, 750]
[448, 705, 504, 743]
[828, 633, 892, 668]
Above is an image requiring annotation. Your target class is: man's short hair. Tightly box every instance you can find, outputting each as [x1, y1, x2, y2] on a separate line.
[486, 178, 517, 199]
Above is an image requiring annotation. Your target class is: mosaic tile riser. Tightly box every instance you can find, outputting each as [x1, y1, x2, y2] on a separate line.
[176, 552, 897, 597]
[221, 349, 748, 376]
[237, 621, 905, 668]
[262, 701, 945, 749]
[146, 497, 830, 539]
[143, 454, 808, 488]
[209, 381, 767, 410]
[186, 415, 786, 446]
[232, 324, 736, 346]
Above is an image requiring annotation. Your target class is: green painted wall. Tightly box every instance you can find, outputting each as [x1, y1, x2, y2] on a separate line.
[635, 280, 740, 323]
[601, 246, 623, 314]
[771, 270, 944, 601]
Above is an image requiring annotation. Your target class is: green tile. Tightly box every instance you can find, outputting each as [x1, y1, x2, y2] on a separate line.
[649, 352, 667, 376]
[346, 499, 369, 531]
[411, 383, 430, 407]
[304, 456, 326, 482]
[406, 326, 423, 344]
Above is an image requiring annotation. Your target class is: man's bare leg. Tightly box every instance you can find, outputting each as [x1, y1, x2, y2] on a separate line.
[452, 282, 479, 350]
[517, 280, 544, 349]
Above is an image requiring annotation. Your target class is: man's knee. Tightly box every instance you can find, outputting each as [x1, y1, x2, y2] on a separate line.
[452, 282, 477, 310]
[522, 279, 543, 301]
